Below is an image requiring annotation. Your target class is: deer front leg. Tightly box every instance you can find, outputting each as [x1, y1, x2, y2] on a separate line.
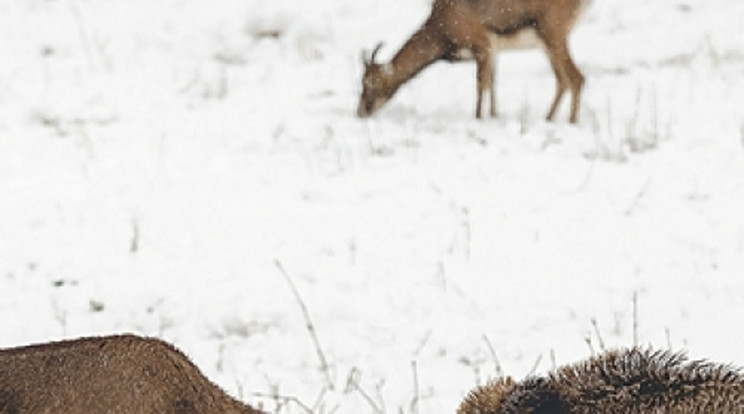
[474, 47, 495, 119]
[544, 48, 568, 122]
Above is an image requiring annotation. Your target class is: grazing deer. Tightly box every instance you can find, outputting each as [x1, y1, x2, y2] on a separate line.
[457, 347, 744, 413]
[0, 334, 264, 414]
[357, 0, 592, 123]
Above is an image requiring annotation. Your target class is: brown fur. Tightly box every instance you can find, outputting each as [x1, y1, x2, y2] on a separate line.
[0, 334, 264, 414]
[457, 347, 744, 413]
[357, 0, 591, 123]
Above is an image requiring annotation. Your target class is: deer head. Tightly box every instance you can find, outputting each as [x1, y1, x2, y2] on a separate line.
[357, 42, 399, 118]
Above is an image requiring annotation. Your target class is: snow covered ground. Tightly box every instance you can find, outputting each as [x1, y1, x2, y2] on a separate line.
[1, 0, 743, 412]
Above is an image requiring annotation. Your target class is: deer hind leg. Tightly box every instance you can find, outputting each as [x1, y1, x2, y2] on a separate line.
[541, 36, 584, 123]
[564, 55, 585, 124]
[543, 46, 569, 122]
[489, 52, 498, 117]
[537, 18, 585, 123]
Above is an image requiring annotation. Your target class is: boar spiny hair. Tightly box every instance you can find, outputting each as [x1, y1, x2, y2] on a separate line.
[458, 347, 744, 413]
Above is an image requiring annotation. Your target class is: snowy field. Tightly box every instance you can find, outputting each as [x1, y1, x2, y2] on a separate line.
[1, 0, 744, 412]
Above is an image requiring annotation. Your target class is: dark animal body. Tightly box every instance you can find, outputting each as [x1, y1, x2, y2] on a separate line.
[457, 347, 744, 413]
[0, 334, 263, 414]
[358, 0, 592, 123]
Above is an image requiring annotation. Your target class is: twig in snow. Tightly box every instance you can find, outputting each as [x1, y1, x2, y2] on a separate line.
[67, 0, 94, 70]
[348, 237, 357, 266]
[345, 368, 383, 413]
[625, 84, 643, 150]
[410, 361, 420, 414]
[436, 261, 447, 292]
[253, 391, 314, 414]
[216, 342, 225, 373]
[665, 327, 673, 350]
[130, 216, 140, 253]
[412, 330, 432, 358]
[526, 354, 542, 377]
[584, 337, 596, 356]
[550, 349, 557, 371]
[624, 179, 651, 216]
[577, 152, 597, 192]
[606, 94, 615, 156]
[374, 380, 387, 413]
[591, 318, 606, 351]
[312, 386, 334, 414]
[633, 291, 639, 347]
[461, 207, 471, 261]
[274, 260, 335, 390]
[481, 335, 503, 377]
[519, 87, 531, 136]
[52, 300, 68, 337]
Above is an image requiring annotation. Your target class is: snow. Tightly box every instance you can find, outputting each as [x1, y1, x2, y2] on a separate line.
[1, 0, 744, 412]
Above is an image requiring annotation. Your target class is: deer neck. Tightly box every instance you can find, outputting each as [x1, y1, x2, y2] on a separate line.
[385, 24, 449, 92]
